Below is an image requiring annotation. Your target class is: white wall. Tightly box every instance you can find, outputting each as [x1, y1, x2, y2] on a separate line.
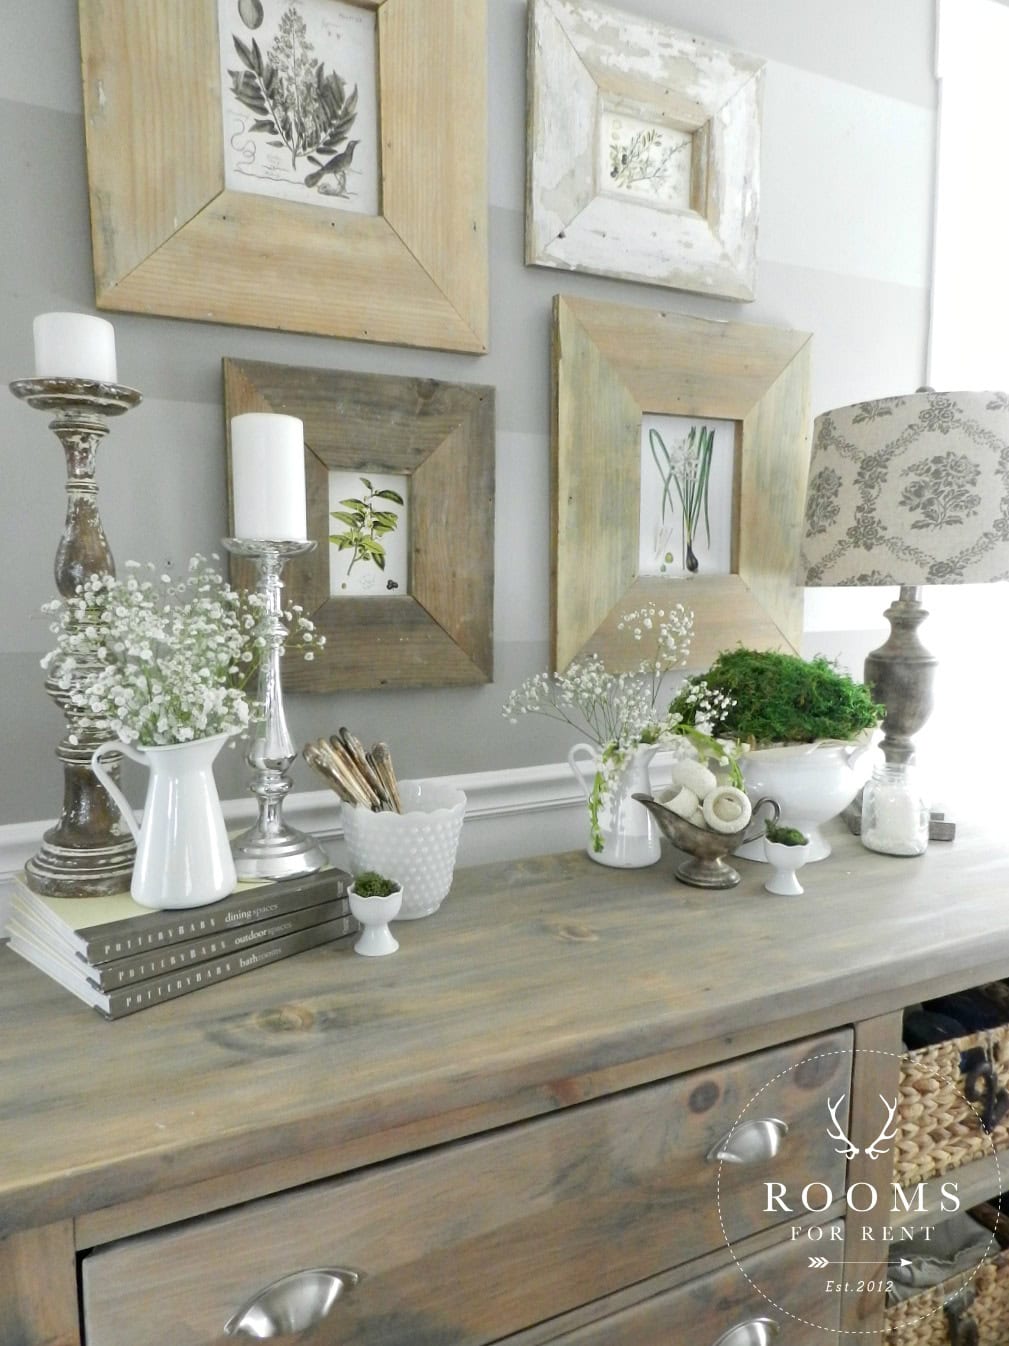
[0, 1, 937, 833]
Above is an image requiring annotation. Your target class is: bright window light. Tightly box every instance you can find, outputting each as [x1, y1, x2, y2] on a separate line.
[923, 0, 1009, 814]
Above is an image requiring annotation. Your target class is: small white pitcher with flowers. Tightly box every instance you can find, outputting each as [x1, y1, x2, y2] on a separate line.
[503, 605, 743, 867]
[43, 555, 322, 909]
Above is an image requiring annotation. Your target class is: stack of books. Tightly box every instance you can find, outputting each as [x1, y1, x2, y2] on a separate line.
[6, 867, 354, 1019]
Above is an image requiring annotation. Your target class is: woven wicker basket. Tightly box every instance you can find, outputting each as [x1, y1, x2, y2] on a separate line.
[884, 1249, 1009, 1346]
[895, 1021, 1009, 1186]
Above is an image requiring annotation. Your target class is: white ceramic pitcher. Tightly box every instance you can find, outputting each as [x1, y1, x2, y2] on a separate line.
[91, 733, 236, 909]
[567, 742, 661, 868]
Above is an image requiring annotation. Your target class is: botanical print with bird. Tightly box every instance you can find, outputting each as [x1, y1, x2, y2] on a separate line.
[218, 0, 379, 215]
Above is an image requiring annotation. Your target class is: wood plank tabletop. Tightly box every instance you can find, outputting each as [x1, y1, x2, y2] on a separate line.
[2, 823, 1008, 1239]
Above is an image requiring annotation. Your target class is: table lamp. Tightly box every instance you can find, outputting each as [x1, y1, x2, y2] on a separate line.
[801, 390, 1009, 830]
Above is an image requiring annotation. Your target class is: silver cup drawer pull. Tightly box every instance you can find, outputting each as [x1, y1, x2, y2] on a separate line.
[706, 1117, 788, 1164]
[224, 1267, 360, 1338]
[712, 1317, 780, 1346]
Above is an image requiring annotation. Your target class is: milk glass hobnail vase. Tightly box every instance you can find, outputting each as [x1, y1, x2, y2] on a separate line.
[91, 733, 237, 909]
[860, 762, 929, 857]
[342, 782, 467, 920]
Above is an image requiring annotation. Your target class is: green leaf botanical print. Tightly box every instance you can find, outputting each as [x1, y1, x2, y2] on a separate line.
[329, 478, 405, 576]
[229, 6, 360, 190]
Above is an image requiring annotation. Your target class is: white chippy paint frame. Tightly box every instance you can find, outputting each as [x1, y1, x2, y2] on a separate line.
[526, 0, 764, 300]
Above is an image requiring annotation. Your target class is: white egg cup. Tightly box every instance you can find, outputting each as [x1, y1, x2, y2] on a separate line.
[348, 884, 403, 956]
[763, 838, 812, 896]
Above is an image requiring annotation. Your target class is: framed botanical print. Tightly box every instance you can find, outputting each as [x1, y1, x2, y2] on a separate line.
[527, 0, 763, 300]
[552, 295, 812, 673]
[79, 0, 488, 353]
[223, 357, 495, 691]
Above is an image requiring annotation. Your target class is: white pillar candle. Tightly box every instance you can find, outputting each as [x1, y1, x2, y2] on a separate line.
[231, 413, 308, 541]
[33, 312, 118, 383]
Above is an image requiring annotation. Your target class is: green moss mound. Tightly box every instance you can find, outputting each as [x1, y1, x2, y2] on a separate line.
[352, 870, 399, 897]
[670, 648, 883, 748]
[765, 820, 809, 846]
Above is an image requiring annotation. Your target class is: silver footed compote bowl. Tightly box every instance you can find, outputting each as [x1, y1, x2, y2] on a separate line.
[632, 794, 780, 889]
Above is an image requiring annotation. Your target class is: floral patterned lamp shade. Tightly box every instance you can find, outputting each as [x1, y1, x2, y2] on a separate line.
[800, 390, 1009, 810]
[802, 390, 1009, 587]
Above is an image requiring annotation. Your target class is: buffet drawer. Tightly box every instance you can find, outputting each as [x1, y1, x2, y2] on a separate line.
[82, 1029, 851, 1346]
[544, 1223, 845, 1345]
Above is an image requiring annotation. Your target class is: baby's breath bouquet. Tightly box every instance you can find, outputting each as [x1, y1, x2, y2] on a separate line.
[503, 603, 743, 851]
[41, 555, 324, 747]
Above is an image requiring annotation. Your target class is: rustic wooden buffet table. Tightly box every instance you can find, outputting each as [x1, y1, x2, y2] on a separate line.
[2, 822, 1008, 1346]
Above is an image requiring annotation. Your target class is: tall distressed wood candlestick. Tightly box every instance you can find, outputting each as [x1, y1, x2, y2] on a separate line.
[9, 377, 140, 897]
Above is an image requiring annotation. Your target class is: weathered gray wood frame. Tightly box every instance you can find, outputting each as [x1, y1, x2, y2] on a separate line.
[527, 0, 764, 299]
[552, 295, 812, 673]
[224, 358, 495, 691]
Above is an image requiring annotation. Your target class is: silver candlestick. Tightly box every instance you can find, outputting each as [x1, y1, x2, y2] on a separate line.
[9, 377, 140, 898]
[222, 538, 327, 880]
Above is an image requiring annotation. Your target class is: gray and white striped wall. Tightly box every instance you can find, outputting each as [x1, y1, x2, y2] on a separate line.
[0, 0, 937, 897]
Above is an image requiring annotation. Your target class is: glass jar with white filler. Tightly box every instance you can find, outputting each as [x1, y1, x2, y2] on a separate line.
[860, 761, 929, 857]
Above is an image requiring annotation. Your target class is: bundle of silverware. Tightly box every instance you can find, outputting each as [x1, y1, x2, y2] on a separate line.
[303, 728, 404, 814]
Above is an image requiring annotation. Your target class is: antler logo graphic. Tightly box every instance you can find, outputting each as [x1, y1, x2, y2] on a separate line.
[825, 1095, 898, 1159]
[826, 1095, 858, 1158]
[865, 1096, 899, 1159]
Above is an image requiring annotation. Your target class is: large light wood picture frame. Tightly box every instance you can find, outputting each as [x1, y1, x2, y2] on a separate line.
[552, 296, 812, 673]
[527, 0, 763, 300]
[224, 358, 494, 691]
[79, 0, 488, 353]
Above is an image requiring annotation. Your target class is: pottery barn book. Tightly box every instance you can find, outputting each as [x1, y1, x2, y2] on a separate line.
[7, 915, 354, 1019]
[11, 896, 351, 992]
[7, 866, 350, 964]
[4, 868, 355, 1019]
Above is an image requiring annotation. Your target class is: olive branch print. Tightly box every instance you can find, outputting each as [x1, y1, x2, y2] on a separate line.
[610, 128, 688, 192]
[229, 6, 359, 190]
[329, 478, 405, 575]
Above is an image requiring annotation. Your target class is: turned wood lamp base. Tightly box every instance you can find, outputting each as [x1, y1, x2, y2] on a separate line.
[845, 585, 955, 843]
